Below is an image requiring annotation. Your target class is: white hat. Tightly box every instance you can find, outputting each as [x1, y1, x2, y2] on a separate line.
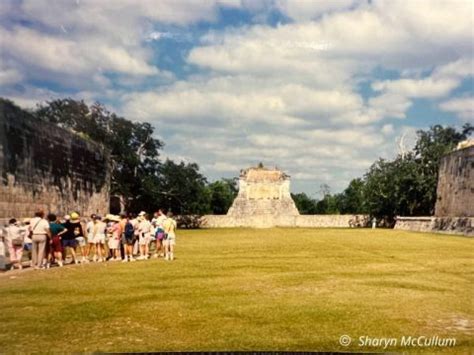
[138, 211, 146, 216]
[109, 215, 120, 222]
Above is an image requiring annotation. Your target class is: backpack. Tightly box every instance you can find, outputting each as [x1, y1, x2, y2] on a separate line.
[9, 227, 23, 247]
[12, 236, 23, 247]
[124, 222, 135, 239]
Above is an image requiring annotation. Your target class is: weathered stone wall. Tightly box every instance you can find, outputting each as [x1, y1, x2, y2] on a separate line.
[0, 99, 110, 222]
[435, 146, 474, 217]
[200, 214, 368, 229]
[227, 166, 299, 217]
[394, 216, 473, 237]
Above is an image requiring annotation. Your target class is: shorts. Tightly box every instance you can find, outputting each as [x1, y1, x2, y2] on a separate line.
[108, 237, 120, 249]
[139, 235, 151, 246]
[164, 237, 176, 246]
[87, 234, 95, 244]
[76, 236, 86, 247]
[155, 228, 165, 240]
[122, 235, 135, 246]
[51, 236, 63, 253]
[94, 234, 106, 244]
[62, 239, 77, 248]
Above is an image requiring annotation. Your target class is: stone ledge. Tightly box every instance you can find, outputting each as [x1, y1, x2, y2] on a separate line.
[199, 214, 369, 229]
[394, 216, 474, 237]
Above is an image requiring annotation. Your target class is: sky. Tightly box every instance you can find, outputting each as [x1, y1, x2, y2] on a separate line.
[0, 0, 473, 197]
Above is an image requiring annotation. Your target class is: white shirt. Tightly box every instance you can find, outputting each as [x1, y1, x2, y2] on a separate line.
[155, 215, 167, 229]
[86, 221, 94, 238]
[138, 219, 152, 237]
[30, 217, 50, 235]
[95, 221, 107, 236]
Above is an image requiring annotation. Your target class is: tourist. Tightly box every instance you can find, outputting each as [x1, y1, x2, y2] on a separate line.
[119, 213, 128, 260]
[107, 215, 122, 261]
[6, 219, 24, 270]
[48, 213, 67, 267]
[21, 218, 32, 263]
[0, 227, 5, 271]
[130, 213, 140, 256]
[62, 215, 79, 264]
[29, 211, 51, 269]
[86, 214, 97, 261]
[137, 212, 152, 260]
[152, 209, 167, 258]
[121, 214, 136, 262]
[163, 211, 177, 261]
[70, 212, 87, 263]
[93, 215, 107, 262]
[104, 214, 115, 260]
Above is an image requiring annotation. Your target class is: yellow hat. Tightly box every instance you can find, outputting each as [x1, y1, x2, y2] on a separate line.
[70, 212, 80, 221]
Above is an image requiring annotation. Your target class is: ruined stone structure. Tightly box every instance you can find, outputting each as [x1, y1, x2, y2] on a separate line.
[395, 144, 473, 236]
[435, 145, 474, 217]
[0, 99, 110, 222]
[227, 165, 300, 217]
[201, 165, 366, 228]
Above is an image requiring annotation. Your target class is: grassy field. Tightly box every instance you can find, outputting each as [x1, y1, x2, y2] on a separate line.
[0, 228, 472, 353]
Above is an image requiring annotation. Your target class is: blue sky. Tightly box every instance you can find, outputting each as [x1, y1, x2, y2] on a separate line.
[0, 0, 472, 197]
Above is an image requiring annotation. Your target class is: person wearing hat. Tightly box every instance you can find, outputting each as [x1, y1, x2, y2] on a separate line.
[69, 212, 87, 263]
[107, 215, 122, 261]
[62, 214, 78, 264]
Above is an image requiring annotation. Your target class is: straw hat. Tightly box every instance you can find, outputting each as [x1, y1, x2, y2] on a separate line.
[70, 212, 80, 222]
[109, 215, 120, 222]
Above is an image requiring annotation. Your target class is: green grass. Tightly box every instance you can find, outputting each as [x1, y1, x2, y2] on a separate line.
[0, 228, 472, 352]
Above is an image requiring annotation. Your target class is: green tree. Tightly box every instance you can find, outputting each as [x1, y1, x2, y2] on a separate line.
[315, 194, 341, 214]
[338, 178, 367, 214]
[157, 160, 211, 215]
[208, 178, 238, 214]
[291, 192, 318, 214]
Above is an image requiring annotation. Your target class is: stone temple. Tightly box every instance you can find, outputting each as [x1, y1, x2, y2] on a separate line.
[201, 164, 364, 228]
[227, 164, 300, 217]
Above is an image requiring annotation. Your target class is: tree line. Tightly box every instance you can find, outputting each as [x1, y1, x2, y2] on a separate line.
[292, 124, 473, 225]
[3, 97, 472, 223]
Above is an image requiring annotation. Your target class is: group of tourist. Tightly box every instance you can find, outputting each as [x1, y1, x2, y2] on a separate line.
[0, 209, 177, 270]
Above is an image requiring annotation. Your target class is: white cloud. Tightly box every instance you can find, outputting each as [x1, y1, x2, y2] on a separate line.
[275, 0, 359, 21]
[1, 0, 472, 193]
[0, 65, 22, 86]
[439, 97, 474, 121]
[372, 78, 459, 99]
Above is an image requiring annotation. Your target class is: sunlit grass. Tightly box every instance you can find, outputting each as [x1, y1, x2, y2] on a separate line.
[0, 228, 472, 352]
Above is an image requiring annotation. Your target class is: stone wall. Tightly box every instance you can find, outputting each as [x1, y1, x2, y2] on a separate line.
[0, 99, 110, 222]
[435, 146, 474, 217]
[394, 216, 473, 237]
[200, 214, 368, 228]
